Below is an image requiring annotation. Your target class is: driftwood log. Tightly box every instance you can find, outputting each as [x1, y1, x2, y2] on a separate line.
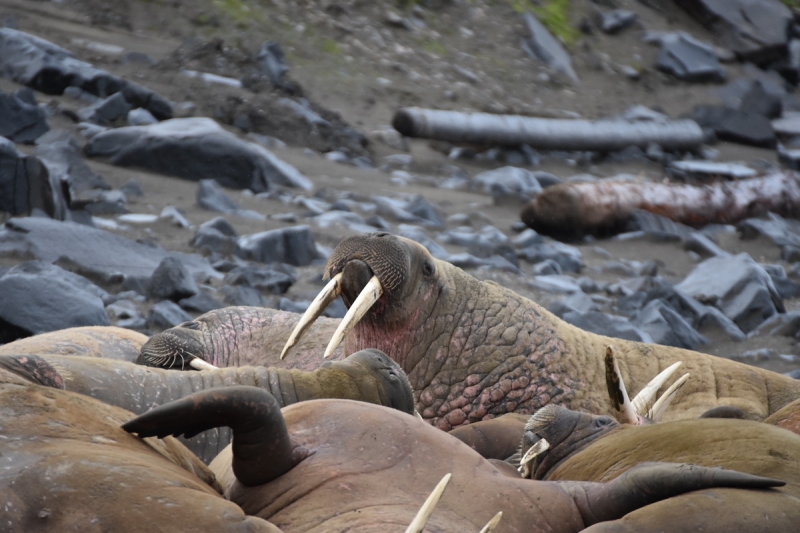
[392, 107, 706, 151]
[521, 171, 800, 240]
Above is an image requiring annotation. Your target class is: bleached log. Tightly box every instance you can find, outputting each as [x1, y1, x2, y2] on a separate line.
[521, 171, 800, 240]
[392, 107, 706, 151]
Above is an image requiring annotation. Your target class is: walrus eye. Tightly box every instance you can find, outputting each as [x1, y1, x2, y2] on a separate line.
[422, 260, 434, 277]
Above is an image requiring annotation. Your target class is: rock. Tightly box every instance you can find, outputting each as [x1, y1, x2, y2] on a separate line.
[748, 309, 800, 338]
[667, 160, 757, 181]
[236, 225, 318, 266]
[35, 140, 112, 198]
[520, 12, 579, 83]
[0, 28, 172, 119]
[0, 217, 217, 284]
[178, 291, 225, 314]
[0, 88, 49, 143]
[683, 232, 731, 258]
[533, 259, 562, 276]
[695, 305, 746, 341]
[672, 0, 792, 64]
[120, 179, 144, 198]
[197, 179, 240, 213]
[256, 41, 293, 92]
[404, 195, 445, 228]
[397, 225, 450, 260]
[371, 196, 430, 226]
[530, 275, 582, 294]
[77, 92, 132, 126]
[0, 261, 109, 343]
[598, 9, 637, 34]
[633, 299, 708, 350]
[548, 291, 598, 317]
[772, 114, 800, 137]
[689, 105, 776, 148]
[512, 228, 546, 248]
[224, 264, 295, 295]
[127, 108, 158, 126]
[517, 241, 583, 273]
[738, 213, 800, 249]
[0, 138, 70, 220]
[676, 253, 784, 333]
[778, 145, 800, 171]
[147, 300, 193, 331]
[562, 310, 653, 343]
[471, 166, 542, 201]
[371, 128, 409, 152]
[148, 257, 199, 301]
[764, 265, 800, 300]
[85, 118, 312, 192]
[312, 211, 374, 234]
[219, 285, 272, 307]
[739, 81, 782, 119]
[446, 253, 522, 274]
[656, 32, 726, 83]
[106, 299, 139, 320]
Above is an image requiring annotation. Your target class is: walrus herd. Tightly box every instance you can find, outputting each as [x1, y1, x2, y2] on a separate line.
[3, 232, 800, 531]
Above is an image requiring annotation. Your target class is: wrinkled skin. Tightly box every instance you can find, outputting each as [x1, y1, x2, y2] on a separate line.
[523, 405, 800, 532]
[764, 397, 800, 436]
[0, 349, 414, 463]
[0, 375, 277, 533]
[448, 413, 530, 461]
[145, 234, 800, 430]
[125, 390, 784, 533]
[0, 326, 147, 362]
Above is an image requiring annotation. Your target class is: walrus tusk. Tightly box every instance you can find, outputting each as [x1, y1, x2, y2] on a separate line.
[631, 361, 683, 417]
[518, 438, 550, 478]
[405, 472, 452, 533]
[324, 275, 384, 359]
[479, 511, 503, 533]
[281, 273, 343, 359]
[189, 358, 218, 371]
[604, 346, 640, 425]
[649, 373, 691, 422]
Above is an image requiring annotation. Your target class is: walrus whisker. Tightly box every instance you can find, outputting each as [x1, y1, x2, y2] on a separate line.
[518, 438, 550, 478]
[649, 373, 690, 422]
[405, 472, 451, 533]
[632, 361, 683, 417]
[478, 511, 503, 533]
[281, 273, 343, 359]
[604, 346, 639, 425]
[324, 275, 383, 359]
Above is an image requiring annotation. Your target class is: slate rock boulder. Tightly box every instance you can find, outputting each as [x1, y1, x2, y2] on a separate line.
[148, 257, 199, 302]
[656, 32, 726, 83]
[632, 299, 708, 350]
[0, 87, 49, 143]
[0, 138, 70, 220]
[689, 105, 776, 148]
[0, 261, 109, 343]
[147, 300, 193, 331]
[197, 179, 240, 213]
[237, 225, 319, 266]
[85, 118, 312, 192]
[562, 310, 653, 343]
[77, 92, 132, 126]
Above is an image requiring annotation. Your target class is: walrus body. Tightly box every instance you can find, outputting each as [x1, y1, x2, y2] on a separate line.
[0, 376, 277, 533]
[0, 325, 147, 362]
[0, 349, 414, 463]
[143, 233, 800, 430]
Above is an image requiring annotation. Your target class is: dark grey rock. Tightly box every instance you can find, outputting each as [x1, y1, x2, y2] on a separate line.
[562, 310, 653, 343]
[279, 296, 347, 319]
[0, 28, 172, 119]
[0, 217, 217, 283]
[197, 179, 240, 213]
[81, 190, 127, 215]
[313, 211, 374, 234]
[0, 137, 70, 220]
[673, 0, 792, 64]
[531, 275, 582, 293]
[219, 285, 271, 307]
[633, 299, 708, 350]
[85, 118, 312, 191]
[732, 348, 775, 363]
[548, 291, 598, 317]
[148, 257, 199, 301]
[521, 12, 579, 83]
[280, 98, 329, 127]
[467, 240, 519, 268]
[35, 140, 111, 196]
[178, 291, 225, 314]
[147, 300, 193, 331]
[599, 9, 637, 34]
[471, 166, 542, 200]
[695, 305, 746, 341]
[764, 264, 800, 300]
[676, 253, 784, 333]
[518, 241, 583, 273]
[740, 81, 782, 119]
[237, 225, 318, 266]
[532, 172, 563, 189]
[778, 145, 800, 171]
[256, 41, 291, 90]
[656, 32, 726, 83]
[689, 105, 775, 148]
[77, 92, 131, 126]
[601, 261, 638, 277]
[224, 263, 296, 295]
[397, 225, 450, 260]
[120, 179, 144, 198]
[202, 217, 237, 237]
[738, 213, 800, 248]
[127, 107, 158, 126]
[668, 160, 756, 181]
[447, 252, 522, 274]
[106, 299, 139, 321]
[748, 309, 800, 338]
[773, 114, 800, 137]
[0, 261, 109, 343]
[0, 88, 49, 143]
[684, 232, 731, 258]
[366, 214, 391, 230]
[512, 228, 545, 248]
[405, 195, 445, 228]
[533, 259, 562, 276]
[371, 196, 431, 226]
[190, 226, 240, 257]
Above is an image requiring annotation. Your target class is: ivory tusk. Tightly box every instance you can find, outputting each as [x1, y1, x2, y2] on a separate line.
[323, 275, 383, 359]
[648, 373, 690, 422]
[478, 512, 503, 533]
[604, 346, 639, 425]
[405, 473, 452, 533]
[281, 273, 343, 359]
[189, 358, 218, 371]
[631, 361, 683, 416]
[518, 438, 550, 478]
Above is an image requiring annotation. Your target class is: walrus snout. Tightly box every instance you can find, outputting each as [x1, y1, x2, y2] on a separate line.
[340, 259, 376, 307]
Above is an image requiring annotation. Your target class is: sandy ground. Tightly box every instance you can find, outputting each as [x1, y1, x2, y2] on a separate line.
[0, 0, 797, 375]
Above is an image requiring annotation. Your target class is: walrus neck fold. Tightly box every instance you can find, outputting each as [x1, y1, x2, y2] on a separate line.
[122, 386, 307, 487]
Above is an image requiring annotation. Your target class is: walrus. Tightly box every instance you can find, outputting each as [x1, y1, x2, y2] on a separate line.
[0, 325, 148, 362]
[142, 233, 800, 429]
[0, 348, 414, 463]
[122, 386, 784, 533]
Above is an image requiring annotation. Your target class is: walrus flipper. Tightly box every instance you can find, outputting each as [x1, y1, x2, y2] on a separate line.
[123, 386, 309, 486]
[559, 462, 785, 527]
